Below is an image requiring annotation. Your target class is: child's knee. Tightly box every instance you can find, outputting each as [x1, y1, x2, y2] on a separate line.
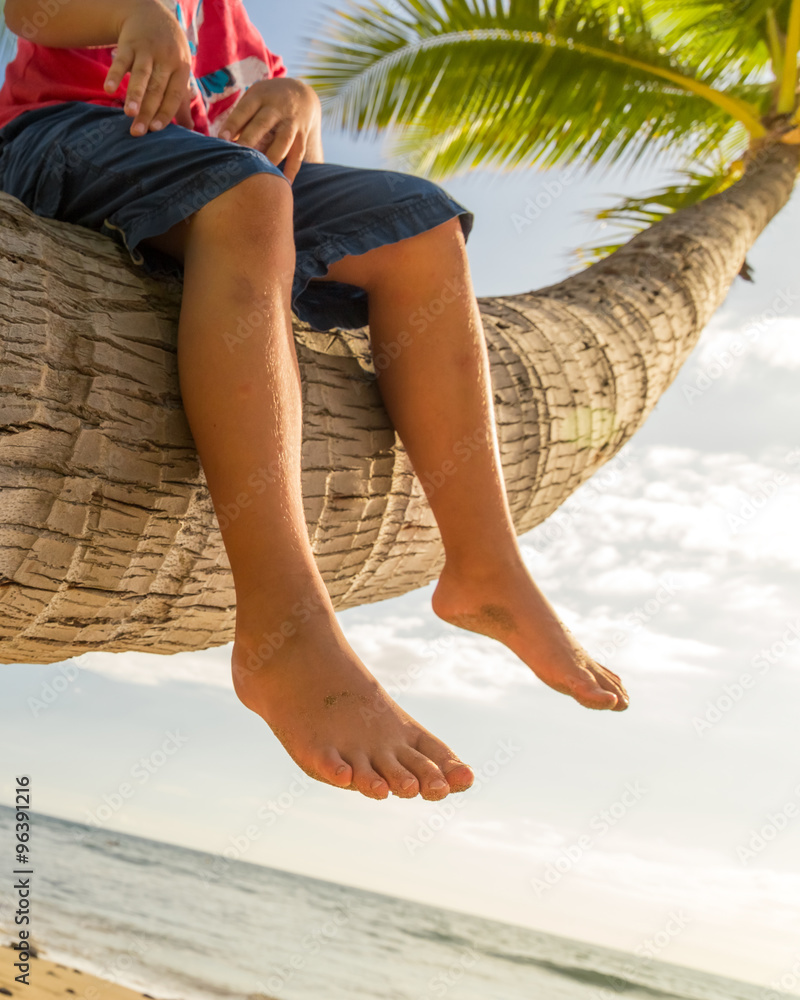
[190, 172, 294, 249]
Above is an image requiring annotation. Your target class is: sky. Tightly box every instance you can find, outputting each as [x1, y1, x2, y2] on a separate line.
[1, 0, 800, 993]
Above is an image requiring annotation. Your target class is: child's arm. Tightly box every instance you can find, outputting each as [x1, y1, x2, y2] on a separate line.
[4, 0, 194, 137]
[5, 0, 141, 48]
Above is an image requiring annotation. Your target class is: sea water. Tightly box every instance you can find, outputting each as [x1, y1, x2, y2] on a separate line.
[0, 805, 782, 1000]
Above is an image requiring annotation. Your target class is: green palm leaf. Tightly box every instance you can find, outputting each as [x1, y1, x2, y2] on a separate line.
[647, 0, 787, 78]
[305, 0, 765, 180]
[386, 77, 739, 179]
[576, 158, 745, 263]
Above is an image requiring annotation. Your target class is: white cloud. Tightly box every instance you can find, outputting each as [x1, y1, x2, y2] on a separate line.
[74, 645, 233, 688]
[691, 315, 800, 374]
[75, 443, 800, 704]
[525, 443, 800, 605]
[343, 621, 525, 701]
[74, 608, 527, 702]
[426, 809, 800, 935]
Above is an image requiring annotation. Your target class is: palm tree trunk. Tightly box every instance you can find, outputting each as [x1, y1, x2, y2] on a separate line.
[0, 142, 796, 663]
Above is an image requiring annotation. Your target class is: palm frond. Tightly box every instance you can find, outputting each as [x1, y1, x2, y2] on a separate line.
[384, 81, 739, 179]
[304, 0, 760, 180]
[575, 158, 745, 263]
[648, 0, 787, 80]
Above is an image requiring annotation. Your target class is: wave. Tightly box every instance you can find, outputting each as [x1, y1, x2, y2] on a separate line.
[480, 950, 690, 998]
[401, 927, 474, 948]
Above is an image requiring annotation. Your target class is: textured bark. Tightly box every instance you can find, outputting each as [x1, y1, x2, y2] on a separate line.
[1, 143, 797, 663]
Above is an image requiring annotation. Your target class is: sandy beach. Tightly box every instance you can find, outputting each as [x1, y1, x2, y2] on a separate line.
[0, 945, 169, 1000]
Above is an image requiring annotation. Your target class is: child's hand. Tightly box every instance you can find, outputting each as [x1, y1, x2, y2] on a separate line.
[219, 78, 323, 183]
[104, 0, 195, 137]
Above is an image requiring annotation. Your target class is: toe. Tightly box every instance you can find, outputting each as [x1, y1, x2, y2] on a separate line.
[443, 762, 475, 793]
[571, 678, 619, 710]
[415, 734, 474, 793]
[374, 751, 420, 798]
[563, 658, 620, 709]
[397, 747, 451, 801]
[350, 754, 390, 800]
[608, 683, 630, 711]
[316, 747, 354, 788]
[595, 667, 630, 711]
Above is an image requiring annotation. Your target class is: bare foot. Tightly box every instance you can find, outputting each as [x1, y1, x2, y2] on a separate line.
[231, 596, 474, 800]
[431, 559, 629, 712]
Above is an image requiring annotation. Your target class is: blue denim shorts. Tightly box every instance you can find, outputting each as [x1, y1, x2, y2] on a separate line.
[0, 100, 474, 331]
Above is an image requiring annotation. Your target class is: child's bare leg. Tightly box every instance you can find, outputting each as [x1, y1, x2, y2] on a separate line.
[317, 217, 629, 711]
[141, 176, 474, 800]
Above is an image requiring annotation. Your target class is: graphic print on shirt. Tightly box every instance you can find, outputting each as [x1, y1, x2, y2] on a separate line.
[160, 0, 203, 98]
[159, 0, 272, 135]
[0, 0, 287, 135]
[172, 0, 204, 55]
[198, 56, 272, 104]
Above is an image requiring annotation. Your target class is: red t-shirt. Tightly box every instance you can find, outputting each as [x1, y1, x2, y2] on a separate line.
[0, 0, 287, 135]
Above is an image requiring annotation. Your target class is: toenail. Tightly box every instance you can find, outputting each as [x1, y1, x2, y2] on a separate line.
[429, 779, 447, 790]
[371, 779, 385, 791]
[401, 777, 416, 790]
[335, 765, 347, 775]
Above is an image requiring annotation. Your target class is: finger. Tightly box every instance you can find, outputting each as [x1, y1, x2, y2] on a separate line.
[259, 120, 296, 165]
[281, 130, 306, 184]
[105, 53, 133, 99]
[104, 44, 134, 98]
[134, 63, 173, 134]
[237, 108, 283, 151]
[174, 90, 195, 129]
[123, 56, 156, 133]
[148, 65, 193, 131]
[219, 90, 262, 142]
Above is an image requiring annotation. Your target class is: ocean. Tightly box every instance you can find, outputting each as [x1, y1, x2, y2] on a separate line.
[0, 805, 780, 1000]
